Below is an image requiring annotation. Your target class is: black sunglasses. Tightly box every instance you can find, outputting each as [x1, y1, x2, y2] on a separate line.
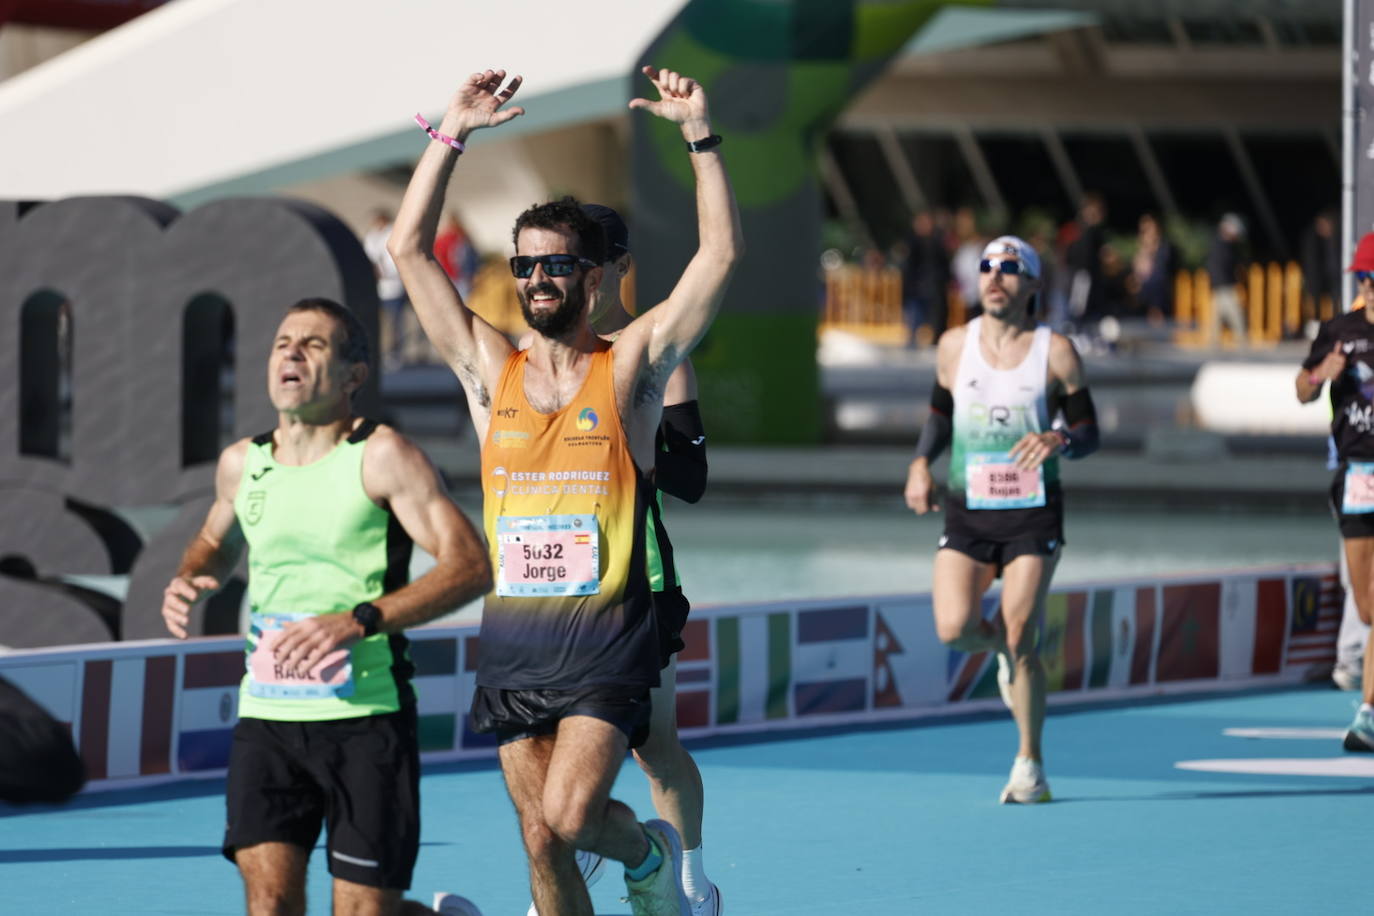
[509, 254, 597, 279]
[979, 258, 1027, 276]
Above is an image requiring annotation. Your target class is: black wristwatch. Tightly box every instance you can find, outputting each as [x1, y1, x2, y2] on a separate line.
[685, 134, 722, 153]
[352, 602, 382, 638]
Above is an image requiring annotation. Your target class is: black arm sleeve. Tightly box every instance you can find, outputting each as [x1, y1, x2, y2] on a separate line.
[655, 400, 708, 503]
[913, 383, 954, 462]
[1054, 388, 1100, 460]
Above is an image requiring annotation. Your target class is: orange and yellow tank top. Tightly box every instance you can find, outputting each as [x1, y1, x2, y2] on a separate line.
[478, 348, 656, 690]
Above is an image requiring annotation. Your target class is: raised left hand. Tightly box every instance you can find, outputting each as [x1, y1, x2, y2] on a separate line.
[629, 65, 710, 131]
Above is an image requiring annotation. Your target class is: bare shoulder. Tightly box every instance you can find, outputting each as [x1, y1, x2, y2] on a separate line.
[1047, 331, 1087, 385]
[935, 325, 965, 366]
[215, 437, 253, 500]
[1047, 331, 1085, 366]
[363, 423, 431, 471]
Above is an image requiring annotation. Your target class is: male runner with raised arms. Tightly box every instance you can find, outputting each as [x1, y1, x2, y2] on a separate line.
[904, 236, 1099, 804]
[1296, 233, 1374, 751]
[388, 67, 741, 916]
[519, 204, 719, 916]
[161, 298, 492, 916]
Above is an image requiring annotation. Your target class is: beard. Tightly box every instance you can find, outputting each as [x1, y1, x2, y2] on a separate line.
[519, 281, 585, 338]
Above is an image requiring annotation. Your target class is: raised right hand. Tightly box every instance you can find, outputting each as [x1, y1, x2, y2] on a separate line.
[444, 69, 525, 136]
[161, 575, 220, 639]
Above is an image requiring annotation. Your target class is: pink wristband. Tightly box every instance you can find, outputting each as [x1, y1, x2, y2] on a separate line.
[414, 114, 465, 152]
[1308, 372, 1322, 386]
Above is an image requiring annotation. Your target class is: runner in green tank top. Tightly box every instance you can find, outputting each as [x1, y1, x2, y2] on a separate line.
[161, 299, 490, 915]
[580, 204, 719, 916]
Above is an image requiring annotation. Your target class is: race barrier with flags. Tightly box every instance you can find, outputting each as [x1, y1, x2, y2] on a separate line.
[0, 564, 1341, 793]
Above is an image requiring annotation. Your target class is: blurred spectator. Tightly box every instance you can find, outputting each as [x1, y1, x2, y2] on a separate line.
[1206, 212, 1248, 347]
[362, 208, 408, 366]
[1302, 210, 1341, 325]
[1098, 245, 1132, 320]
[1131, 212, 1174, 325]
[435, 211, 480, 302]
[1065, 192, 1107, 324]
[949, 206, 985, 320]
[898, 209, 950, 347]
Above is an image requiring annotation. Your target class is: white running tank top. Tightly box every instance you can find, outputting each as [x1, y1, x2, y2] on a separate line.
[948, 317, 1058, 497]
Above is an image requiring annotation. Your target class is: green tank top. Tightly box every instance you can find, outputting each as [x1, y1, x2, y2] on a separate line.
[645, 491, 681, 592]
[234, 420, 414, 721]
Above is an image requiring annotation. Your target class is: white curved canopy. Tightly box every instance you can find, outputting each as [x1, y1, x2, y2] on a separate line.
[0, 0, 686, 201]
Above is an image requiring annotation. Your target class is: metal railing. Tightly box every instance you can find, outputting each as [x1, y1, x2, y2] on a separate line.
[821, 262, 1336, 346]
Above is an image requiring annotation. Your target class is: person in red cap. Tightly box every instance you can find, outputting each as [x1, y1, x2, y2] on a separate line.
[1296, 230, 1374, 751]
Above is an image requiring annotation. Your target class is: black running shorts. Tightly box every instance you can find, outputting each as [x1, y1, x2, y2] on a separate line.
[654, 586, 691, 669]
[222, 708, 420, 890]
[1329, 468, 1374, 538]
[470, 683, 652, 749]
[941, 487, 1064, 575]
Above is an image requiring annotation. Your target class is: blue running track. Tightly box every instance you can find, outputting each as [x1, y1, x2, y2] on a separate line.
[2, 686, 1369, 915]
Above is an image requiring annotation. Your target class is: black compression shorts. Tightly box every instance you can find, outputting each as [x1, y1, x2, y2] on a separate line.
[470, 683, 652, 749]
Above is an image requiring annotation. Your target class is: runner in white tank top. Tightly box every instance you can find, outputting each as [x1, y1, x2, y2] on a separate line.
[904, 235, 1100, 805]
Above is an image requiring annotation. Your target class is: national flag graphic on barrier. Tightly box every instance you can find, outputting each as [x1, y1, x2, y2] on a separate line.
[1085, 587, 1138, 689]
[178, 649, 241, 772]
[871, 598, 945, 710]
[716, 612, 789, 724]
[1286, 574, 1340, 671]
[675, 618, 713, 729]
[1042, 592, 1087, 692]
[411, 636, 460, 751]
[1157, 583, 1220, 682]
[793, 606, 870, 716]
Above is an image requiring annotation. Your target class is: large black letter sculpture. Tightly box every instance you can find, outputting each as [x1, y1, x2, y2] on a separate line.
[0, 196, 378, 646]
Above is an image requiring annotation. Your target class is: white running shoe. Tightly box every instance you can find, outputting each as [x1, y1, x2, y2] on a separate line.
[623, 819, 691, 916]
[1344, 706, 1374, 752]
[690, 882, 723, 916]
[525, 849, 607, 915]
[995, 650, 1014, 710]
[432, 892, 483, 915]
[1332, 665, 1362, 692]
[998, 756, 1051, 804]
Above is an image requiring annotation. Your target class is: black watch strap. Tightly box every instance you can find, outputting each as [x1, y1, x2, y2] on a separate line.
[352, 602, 382, 638]
[685, 134, 722, 153]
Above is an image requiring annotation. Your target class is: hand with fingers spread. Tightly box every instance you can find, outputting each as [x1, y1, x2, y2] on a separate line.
[271, 612, 364, 680]
[629, 65, 711, 136]
[1009, 430, 1064, 472]
[443, 68, 525, 139]
[162, 574, 220, 639]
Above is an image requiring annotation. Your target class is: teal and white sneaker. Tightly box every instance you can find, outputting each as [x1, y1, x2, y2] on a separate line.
[624, 819, 690, 916]
[999, 756, 1051, 804]
[525, 849, 606, 915]
[432, 892, 483, 915]
[1343, 706, 1374, 752]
